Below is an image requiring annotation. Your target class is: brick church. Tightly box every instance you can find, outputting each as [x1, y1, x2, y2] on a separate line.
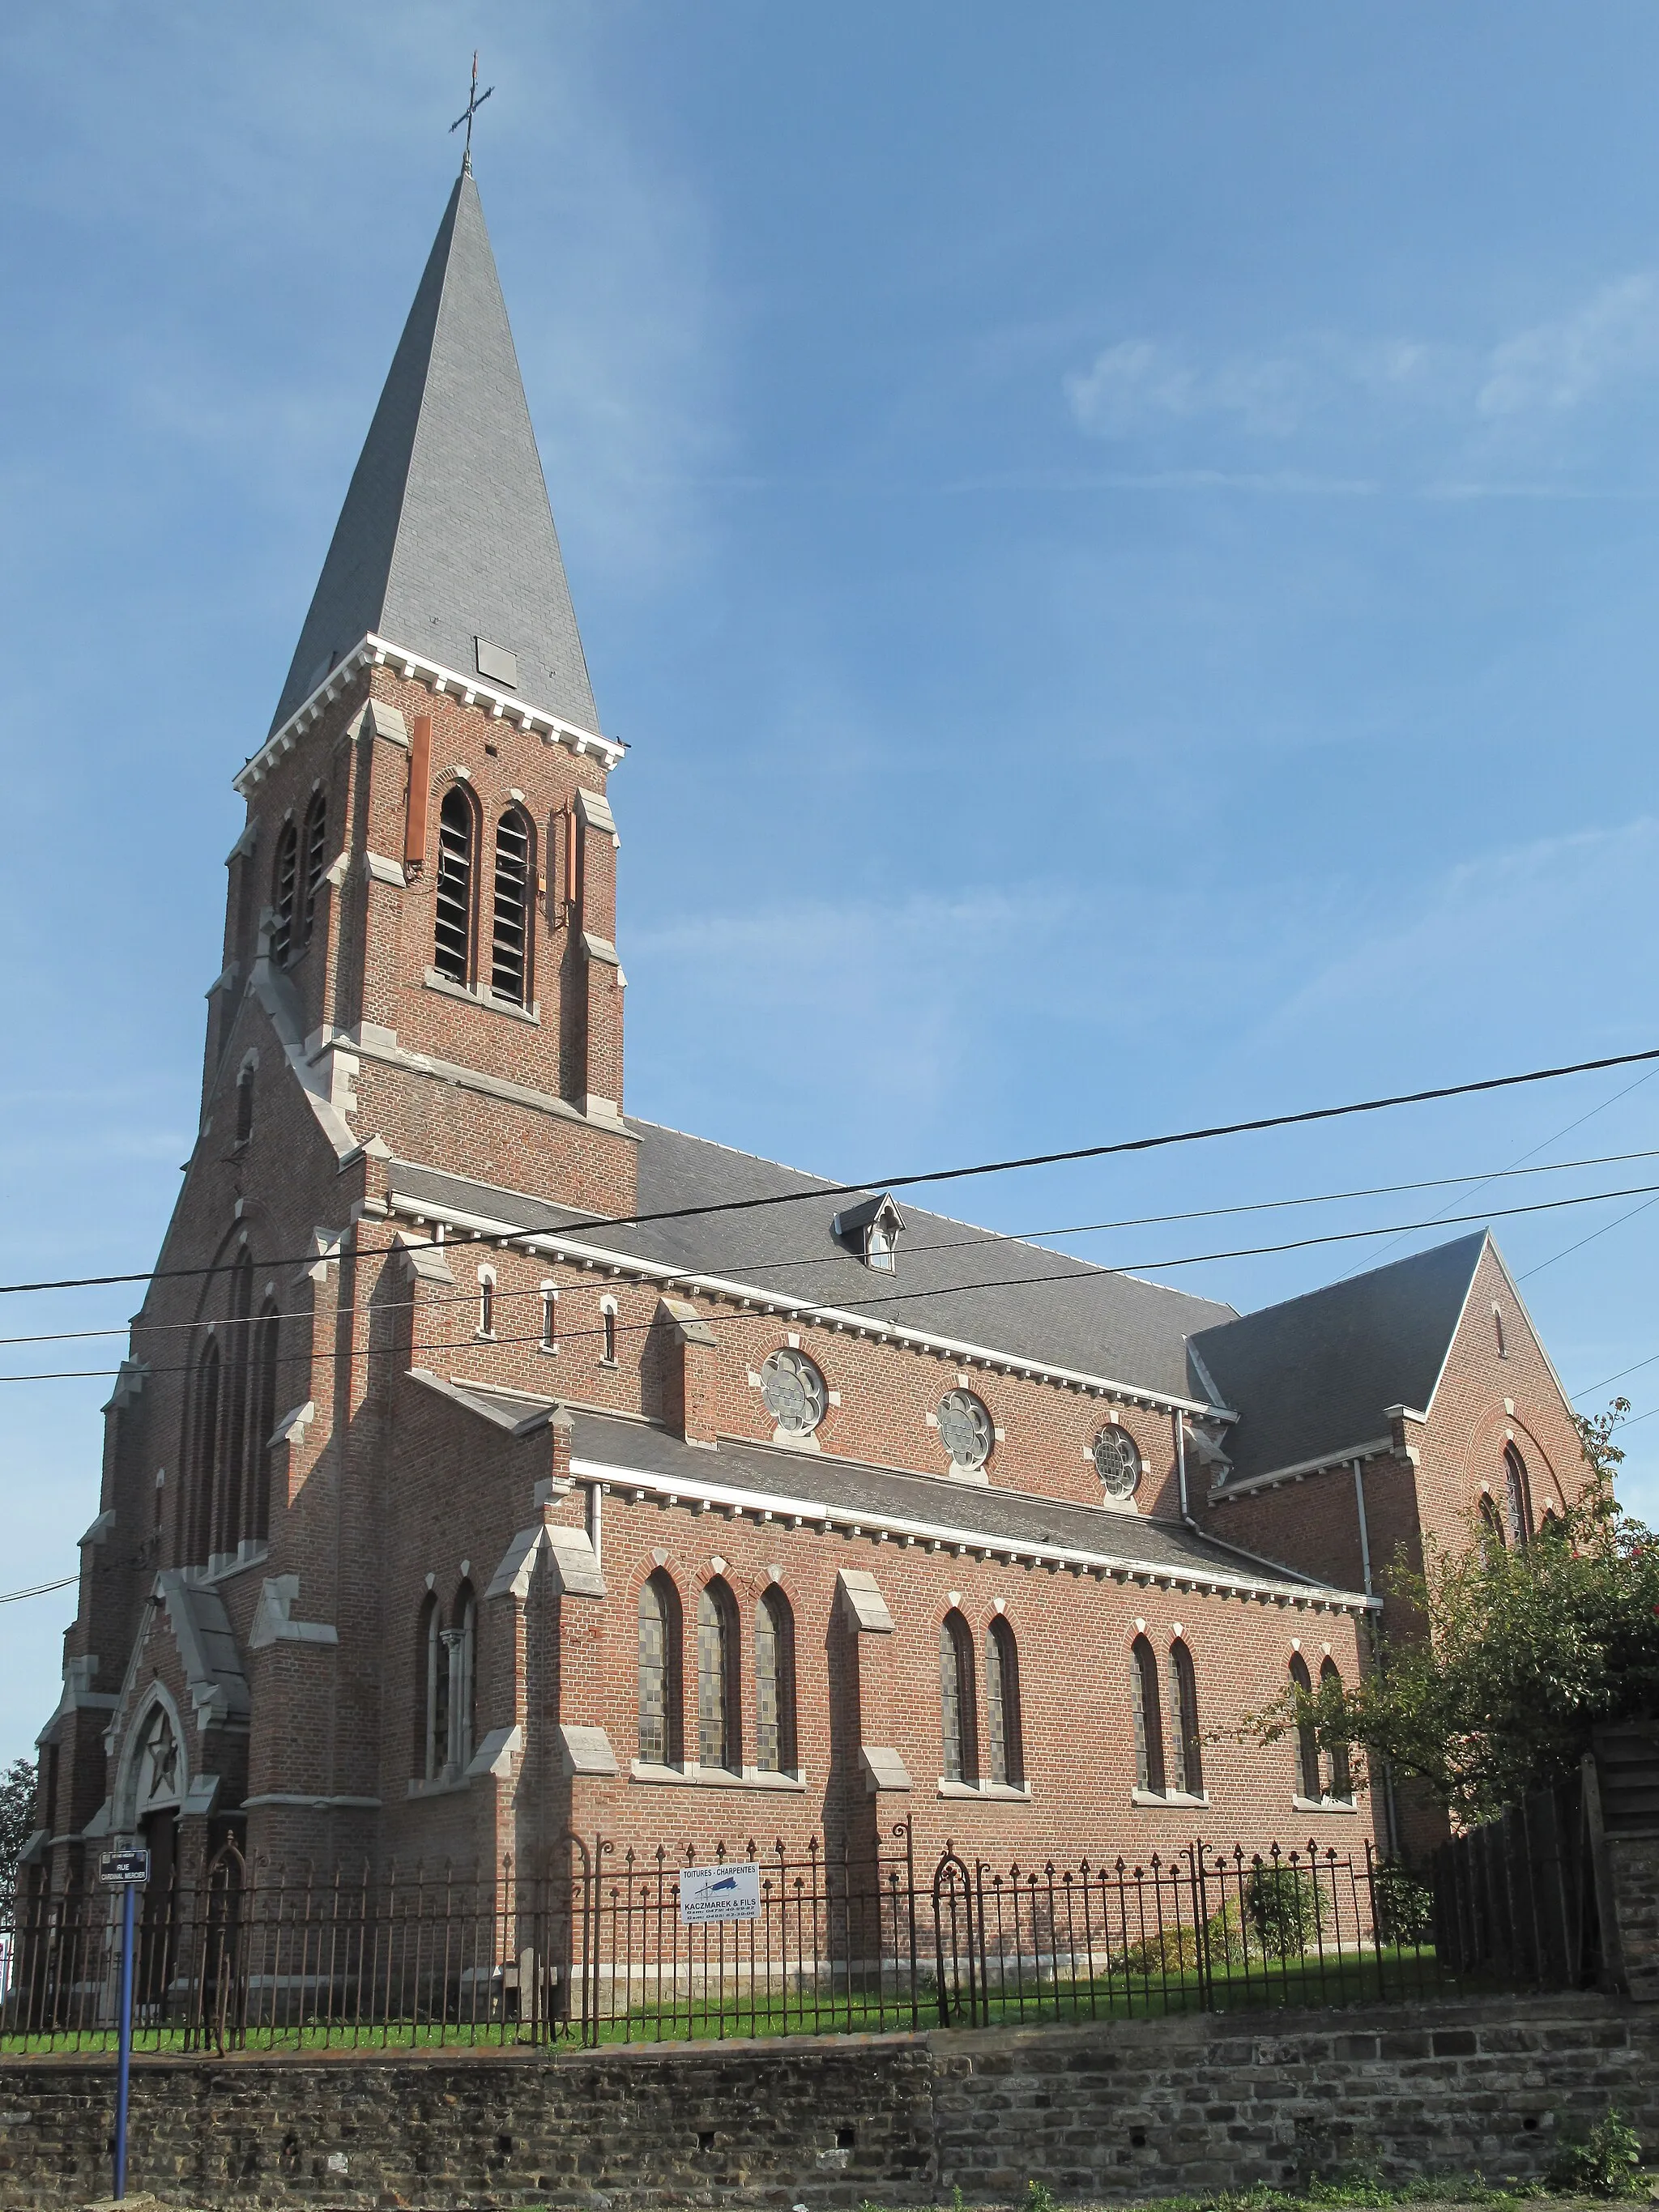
[24, 161, 1590, 1900]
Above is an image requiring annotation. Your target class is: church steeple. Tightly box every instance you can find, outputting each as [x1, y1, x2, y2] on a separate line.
[268, 169, 600, 739]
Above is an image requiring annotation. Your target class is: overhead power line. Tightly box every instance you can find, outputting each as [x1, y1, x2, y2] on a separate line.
[0, 1575, 78, 1605]
[6, 1174, 1659, 1388]
[3, 1040, 1658, 1302]
[6, 1142, 1658, 1353]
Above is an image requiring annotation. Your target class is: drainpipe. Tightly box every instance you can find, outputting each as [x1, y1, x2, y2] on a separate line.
[1353, 1453, 1402, 1860]
[1350, 1457, 1374, 1597]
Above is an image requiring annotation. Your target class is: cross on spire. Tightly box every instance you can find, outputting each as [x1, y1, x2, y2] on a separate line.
[450, 52, 494, 173]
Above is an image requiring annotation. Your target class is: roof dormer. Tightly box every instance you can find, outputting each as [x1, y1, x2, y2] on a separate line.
[833, 1192, 906, 1273]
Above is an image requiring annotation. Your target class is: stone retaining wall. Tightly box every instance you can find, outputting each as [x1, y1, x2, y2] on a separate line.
[1, 1993, 1655, 2209]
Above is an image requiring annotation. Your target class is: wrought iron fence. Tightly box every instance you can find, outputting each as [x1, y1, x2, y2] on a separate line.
[1, 1828, 1445, 2055]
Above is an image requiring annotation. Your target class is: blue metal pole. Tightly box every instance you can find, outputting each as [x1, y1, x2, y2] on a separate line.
[114, 1879, 134, 2201]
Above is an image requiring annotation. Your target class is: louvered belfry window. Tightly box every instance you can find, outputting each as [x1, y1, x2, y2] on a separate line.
[271, 821, 299, 966]
[491, 807, 531, 1004]
[301, 791, 328, 946]
[433, 786, 475, 982]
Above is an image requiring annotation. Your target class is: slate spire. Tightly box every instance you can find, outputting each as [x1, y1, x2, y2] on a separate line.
[268, 168, 600, 736]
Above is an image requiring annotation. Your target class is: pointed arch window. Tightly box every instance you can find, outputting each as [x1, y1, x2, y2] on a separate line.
[601, 1298, 618, 1365]
[1319, 1656, 1353, 1801]
[250, 1296, 279, 1541]
[189, 1338, 221, 1565]
[985, 1617, 1023, 1788]
[697, 1579, 740, 1772]
[940, 1611, 977, 1784]
[1504, 1444, 1533, 1549]
[1479, 1492, 1508, 1556]
[1130, 1634, 1166, 1796]
[301, 790, 329, 947]
[446, 1583, 476, 1773]
[234, 1062, 254, 1147]
[271, 820, 299, 967]
[218, 1251, 254, 1558]
[491, 806, 532, 1005]
[638, 1571, 682, 1766]
[1289, 1652, 1320, 1801]
[477, 1268, 496, 1340]
[414, 1593, 437, 1776]
[433, 785, 476, 983]
[539, 1283, 558, 1353]
[755, 1586, 795, 1775]
[1169, 1639, 1203, 1798]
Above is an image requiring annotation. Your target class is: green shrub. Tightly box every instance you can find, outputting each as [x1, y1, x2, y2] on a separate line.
[1243, 1863, 1327, 1960]
[1546, 2107, 1643, 2197]
[1371, 1862, 1435, 1946]
[1023, 2184, 1058, 2212]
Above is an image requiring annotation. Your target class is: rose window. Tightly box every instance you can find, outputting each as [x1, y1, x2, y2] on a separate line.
[760, 1347, 826, 1435]
[1094, 1425, 1141, 1500]
[936, 1389, 993, 1471]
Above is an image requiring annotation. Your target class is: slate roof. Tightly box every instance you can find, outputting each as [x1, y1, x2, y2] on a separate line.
[1190, 1231, 1488, 1488]
[390, 1117, 1236, 1404]
[413, 1375, 1351, 1600]
[267, 169, 599, 737]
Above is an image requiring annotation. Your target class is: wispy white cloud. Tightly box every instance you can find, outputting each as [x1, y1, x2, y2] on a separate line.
[1260, 818, 1659, 1053]
[1064, 273, 1659, 462]
[1477, 275, 1659, 420]
[1064, 339, 1314, 438]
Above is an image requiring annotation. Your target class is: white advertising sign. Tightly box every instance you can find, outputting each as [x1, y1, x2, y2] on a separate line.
[679, 1860, 762, 1925]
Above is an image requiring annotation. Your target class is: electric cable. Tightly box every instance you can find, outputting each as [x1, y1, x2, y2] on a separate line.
[3, 1039, 1658, 1299]
[7, 1173, 1659, 1387]
[6, 1140, 1659, 1353]
[0, 1575, 79, 1605]
[1337, 1059, 1659, 1281]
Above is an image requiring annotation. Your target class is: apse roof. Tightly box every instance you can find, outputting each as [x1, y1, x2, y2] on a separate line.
[1190, 1230, 1489, 1488]
[267, 168, 599, 737]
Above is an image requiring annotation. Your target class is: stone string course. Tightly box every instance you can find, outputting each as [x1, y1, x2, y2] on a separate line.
[2, 1993, 1657, 2209]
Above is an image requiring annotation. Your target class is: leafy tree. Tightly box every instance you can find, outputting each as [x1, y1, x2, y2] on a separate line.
[1243, 1401, 1659, 1826]
[0, 1755, 38, 1898]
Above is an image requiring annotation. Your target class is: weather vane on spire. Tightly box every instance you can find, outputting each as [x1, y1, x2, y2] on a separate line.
[450, 52, 494, 173]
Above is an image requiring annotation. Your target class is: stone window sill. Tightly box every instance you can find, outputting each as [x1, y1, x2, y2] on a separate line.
[190, 1542, 271, 1588]
[423, 969, 540, 1025]
[598, 1357, 620, 1370]
[937, 1779, 1032, 1802]
[538, 1345, 559, 1357]
[1294, 1794, 1358, 1814]
[1132, 1788, 1209, 1809]
[630, 1760, 807, 1792]
[407, 1771, 472, 1801]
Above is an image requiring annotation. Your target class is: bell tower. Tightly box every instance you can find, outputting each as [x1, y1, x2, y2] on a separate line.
[209, 164, 634, 1214]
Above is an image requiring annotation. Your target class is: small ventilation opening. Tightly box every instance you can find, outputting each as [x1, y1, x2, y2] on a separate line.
[697, 2131, 715, 2153]
[836, 2126, 857, 2149]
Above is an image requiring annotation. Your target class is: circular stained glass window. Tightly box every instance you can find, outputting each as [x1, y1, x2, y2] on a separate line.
[761, 1347, 826, 1434]
[1094, 1425, 1141, 1500]
[937, 1389, 993, 1471]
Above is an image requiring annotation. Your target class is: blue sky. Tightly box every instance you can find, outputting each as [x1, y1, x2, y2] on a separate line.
[3, 3, 1659, 1767]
